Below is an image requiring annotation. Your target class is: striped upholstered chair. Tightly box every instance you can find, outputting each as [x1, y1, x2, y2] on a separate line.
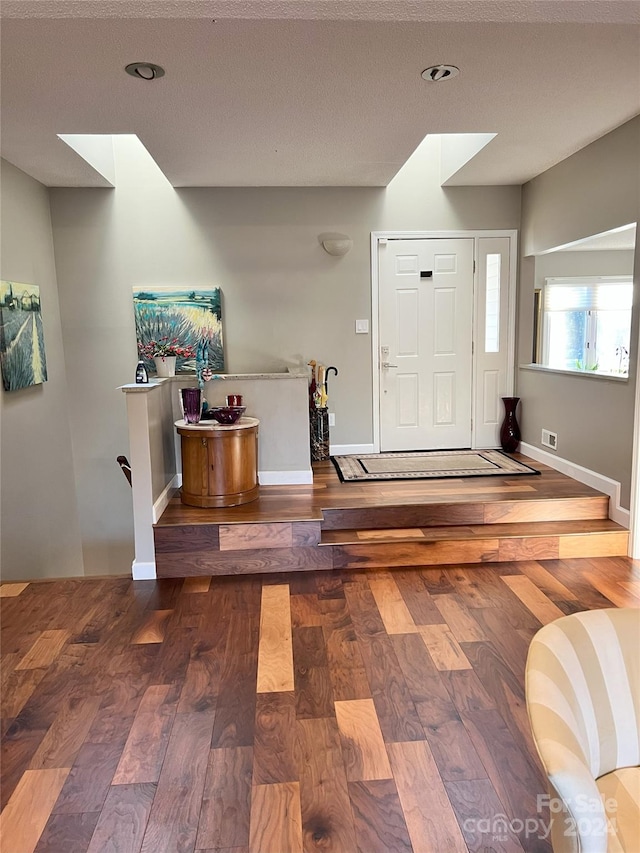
[526, 608, 640, 852]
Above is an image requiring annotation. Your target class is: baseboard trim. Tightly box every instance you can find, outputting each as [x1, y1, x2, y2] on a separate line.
[132, 560, 157, 580]
[330, 444, 376, 456]
[520, 442, 629, 528]
[258, 469, 314, 485]
[152, 475, 181, 523]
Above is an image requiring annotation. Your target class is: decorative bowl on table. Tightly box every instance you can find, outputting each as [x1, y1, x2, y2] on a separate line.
[202, 405, 246, 424]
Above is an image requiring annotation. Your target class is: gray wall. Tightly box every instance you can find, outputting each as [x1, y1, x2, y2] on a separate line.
[4, 113, 638, 580]
[518, 117, 640, 506]
[45, 134, 520, 577]
[0, 159, 84, 580]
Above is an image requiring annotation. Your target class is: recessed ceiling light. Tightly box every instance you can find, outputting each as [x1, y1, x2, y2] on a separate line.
[422, 65, 460, 82]
[125, 62, 165, 81]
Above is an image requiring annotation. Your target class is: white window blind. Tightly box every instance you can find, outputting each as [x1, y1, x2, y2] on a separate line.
[544, 278, 632, 312]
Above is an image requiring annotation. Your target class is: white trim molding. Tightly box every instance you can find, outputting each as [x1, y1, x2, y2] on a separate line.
[153, 475, 181, 523]
[520, 442, 630, 528]
[330, 444, 376, 456]
[258, 469, 313, 485]
[132, 560, 156, 580]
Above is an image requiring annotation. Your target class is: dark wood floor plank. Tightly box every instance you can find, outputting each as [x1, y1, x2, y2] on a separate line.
[86, 782, 156, 853]
[466, 605, 538, 682]
[294, 663, 335, 720]
[348, 779, 413, 853]
[29, 695, 101, 771]
[458, 707, 549, 840]
[196, 746, 253, 850]
[112, 684, 176, 785]
[321, 599, 371, 702]
[392, 632, 487, 782]
[445, 779, 527, 852]
[344, 580, 425, 742]
[393, 568, 444, 625]
[86, 644, 160, 747]
[34, 812, 101, 853]
[52, 741, 125, 815]
[140, 711, 215, 853]
[420, 567, 457, 595]
[457, 642, 540, 764]
[1, 665, 49, 722]
[253, 691, 298, 785]
[351, 629, 425, 743]
[210, 596, 260, 748]
[293, 625, 335, 720]
[294, 717, 358, 853]
[177, 624, 225, 714]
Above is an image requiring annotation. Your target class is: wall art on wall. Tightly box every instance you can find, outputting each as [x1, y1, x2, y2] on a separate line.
[132, 285, 224, 374]
[0, 280, 48, 391]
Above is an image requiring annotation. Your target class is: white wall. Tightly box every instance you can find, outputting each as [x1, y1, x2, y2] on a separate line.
[0, 159, 84, 580]
[518, 117, 640, 507]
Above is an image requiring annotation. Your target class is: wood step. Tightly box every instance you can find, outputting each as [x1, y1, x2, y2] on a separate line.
[324, 519, 629, 569]
[320, 494, 610, 530]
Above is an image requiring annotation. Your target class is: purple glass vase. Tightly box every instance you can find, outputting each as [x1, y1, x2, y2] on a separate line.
[181, 388, 202, 424]
[500, 396, 521, 453]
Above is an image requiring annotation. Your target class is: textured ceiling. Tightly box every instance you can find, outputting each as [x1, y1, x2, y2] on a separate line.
[1, 1, 639, 188]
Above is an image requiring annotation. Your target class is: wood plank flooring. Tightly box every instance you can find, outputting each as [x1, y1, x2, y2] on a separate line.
[157, 457, 609, 526]
[1, 556, 639, 853]
[154, 458, 627, 576]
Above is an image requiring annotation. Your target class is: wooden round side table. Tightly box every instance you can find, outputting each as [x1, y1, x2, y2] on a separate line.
[175, 417, 259, 508]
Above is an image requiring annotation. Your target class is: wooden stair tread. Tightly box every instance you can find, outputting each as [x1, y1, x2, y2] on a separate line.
[153, 458, 628, 576]
[321, 518, 627, 546]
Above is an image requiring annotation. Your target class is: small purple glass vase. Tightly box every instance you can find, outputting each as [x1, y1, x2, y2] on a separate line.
[181, 388, 202, 425]
[500, 396, 521, 453]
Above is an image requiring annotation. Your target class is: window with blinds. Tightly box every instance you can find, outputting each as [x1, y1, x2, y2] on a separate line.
[542, 276, 632, 375]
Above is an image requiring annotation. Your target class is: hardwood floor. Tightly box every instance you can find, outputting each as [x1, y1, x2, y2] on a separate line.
[157, 457, 609, 526]
[154, 458, 627, 577]
[1, 557, 639, 852]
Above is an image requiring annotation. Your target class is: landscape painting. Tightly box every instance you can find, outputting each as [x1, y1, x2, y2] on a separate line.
[132, 285, 224, 374]
[0, 281, 48, 391]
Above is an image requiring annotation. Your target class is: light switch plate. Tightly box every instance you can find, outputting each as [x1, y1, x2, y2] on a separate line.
[355, 319, 369, 334]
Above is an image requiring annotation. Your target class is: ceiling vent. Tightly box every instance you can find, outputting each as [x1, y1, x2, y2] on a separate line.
[421, 65, 460, 82]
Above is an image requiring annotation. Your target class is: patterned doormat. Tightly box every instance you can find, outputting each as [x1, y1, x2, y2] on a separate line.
[331, 449, 540, 482]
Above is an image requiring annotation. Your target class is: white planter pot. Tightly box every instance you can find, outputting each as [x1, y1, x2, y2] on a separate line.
[153, 356, 176, 378]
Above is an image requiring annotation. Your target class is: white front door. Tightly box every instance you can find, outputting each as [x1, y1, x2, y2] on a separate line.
[379, 238, 474, 451]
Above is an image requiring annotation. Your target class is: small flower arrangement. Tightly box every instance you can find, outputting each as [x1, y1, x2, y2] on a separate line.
[138, 337, 196, 361]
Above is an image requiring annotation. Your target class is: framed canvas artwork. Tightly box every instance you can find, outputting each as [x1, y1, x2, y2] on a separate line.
[132, 286, 224, 374]
[0, 281, 48, 391]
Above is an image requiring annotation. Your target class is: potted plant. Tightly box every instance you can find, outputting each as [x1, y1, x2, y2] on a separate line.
[137, 337, 196, 377]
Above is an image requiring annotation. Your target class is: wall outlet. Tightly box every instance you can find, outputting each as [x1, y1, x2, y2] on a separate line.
[541, 429, 558, 450]
[328, 412, 335, 427]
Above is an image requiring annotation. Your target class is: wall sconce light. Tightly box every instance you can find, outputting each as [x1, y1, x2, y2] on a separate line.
[319, 233, 353, 257]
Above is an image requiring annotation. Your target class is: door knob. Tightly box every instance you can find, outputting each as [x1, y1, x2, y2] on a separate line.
[382, 361, 398, 369]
